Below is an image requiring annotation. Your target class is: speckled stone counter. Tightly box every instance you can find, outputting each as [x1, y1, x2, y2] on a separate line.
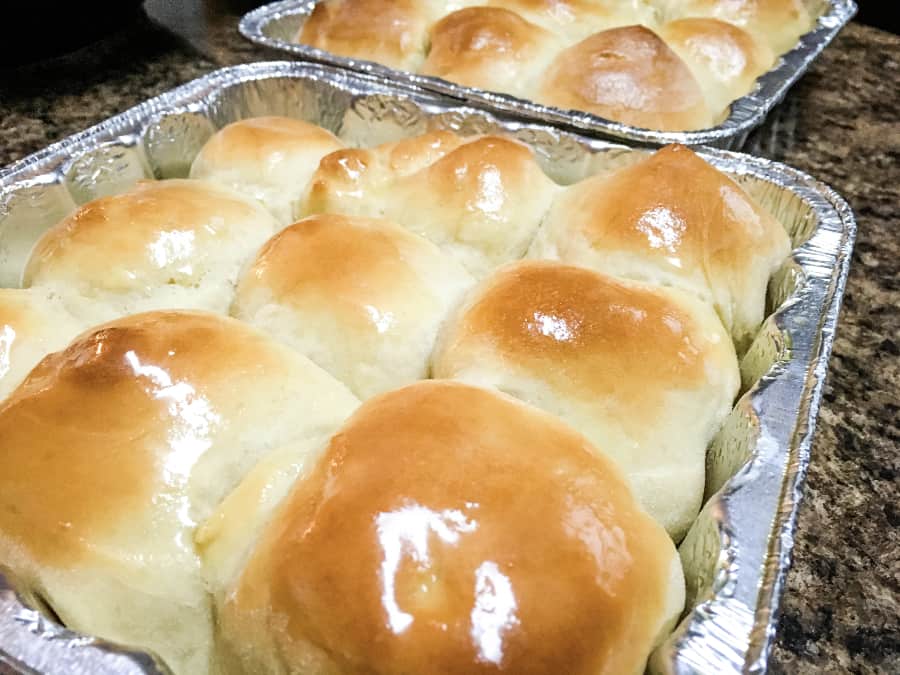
[0, 4, 898, 673]
[752, 24, 900, 675]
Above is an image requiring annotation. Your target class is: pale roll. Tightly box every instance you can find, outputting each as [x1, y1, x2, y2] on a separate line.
[232, 213, 474, 399]
[486, 0, 661, 39]
[433, 261, 740, 539]
[189, 116, 344, 224]
[659, 0, 813, 54]
[302, 131, 560, 278]
[0, 288, 85, 401]
[24, 179, 279, 323]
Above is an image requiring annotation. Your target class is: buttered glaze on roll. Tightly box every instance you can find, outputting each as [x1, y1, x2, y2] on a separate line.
[190, 116, 344, 224]
[433, 261, 739, 539]
[211, 380, 684, 675]
[301, 131, 560, 278]
[298, 0, 433, 69]
[538, 25, 713, 131]
[660, 0, 813, 54]
[0, 288, 86, 400]
[659, 18, 774, 120]
[302, 130, 467, 217]
[486, 0, 659, 39]
[24, 179, 279, 323]
[0, 310, 358, 675]
[529, 144, 791, 349]
[422, 7, 562, 98]
[233, 214, 473, 399]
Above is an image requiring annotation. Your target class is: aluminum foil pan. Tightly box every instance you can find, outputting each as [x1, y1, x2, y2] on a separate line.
[0, 62, 855, 674]
[238, 0, 857, 150]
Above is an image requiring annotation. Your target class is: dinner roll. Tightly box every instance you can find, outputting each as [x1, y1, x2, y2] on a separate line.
[659, 18, 774, 120]
[660, 0, 813, 54]
[302, 131, 560, 278]
[433, 261, 739, 539]
[232, 214, 473, 399]
[302, 130, 465, 217]
[538, 25, 713, 131]
[24, 179, 279, 323]
[0, 310, 358, 675]
[487, 0, 660, 39]
[0, 289, 85, 401]
[529, 144, 791, 350]
[189, 116, 344, 224]
[422, 8, 562, 99]
[297, 0, 432, 70]
[210, 380, 684, 675]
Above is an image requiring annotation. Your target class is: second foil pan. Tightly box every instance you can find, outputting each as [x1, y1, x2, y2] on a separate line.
[239, 0, 857, 149]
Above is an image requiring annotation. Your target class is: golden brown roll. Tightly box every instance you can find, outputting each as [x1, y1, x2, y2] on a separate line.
[659, 18, 774, 120]
[0, 288, 85, 400]
[537, 25, 713, 131]
[290, 0, 802, 131]
[232, 214, 473, 399]
[529, 144, 791, 350]
[297, 0, 433, 70]
[189, 116, 345, 224]
[433, 261, 739, 539]
[24, 179, 279, 323]
[302, 131, 560, 277]
[487, 0, 660, 39]
[660, 0, 813, 54]
[208, 380, 684, 675]
[422, 7, 562, 98]
[0, 310, 359, 675]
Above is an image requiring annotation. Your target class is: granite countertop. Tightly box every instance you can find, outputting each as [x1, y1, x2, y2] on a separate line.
[0, 2, 897, 672]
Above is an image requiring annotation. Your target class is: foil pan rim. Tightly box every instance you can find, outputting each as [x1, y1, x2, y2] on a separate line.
[0, 61, 857, 674]
[0, 64, 442, 185]
[237, 0, 857, 149]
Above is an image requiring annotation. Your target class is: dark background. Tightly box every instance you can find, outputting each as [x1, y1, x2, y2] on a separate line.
[855, 2, 899, 34]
